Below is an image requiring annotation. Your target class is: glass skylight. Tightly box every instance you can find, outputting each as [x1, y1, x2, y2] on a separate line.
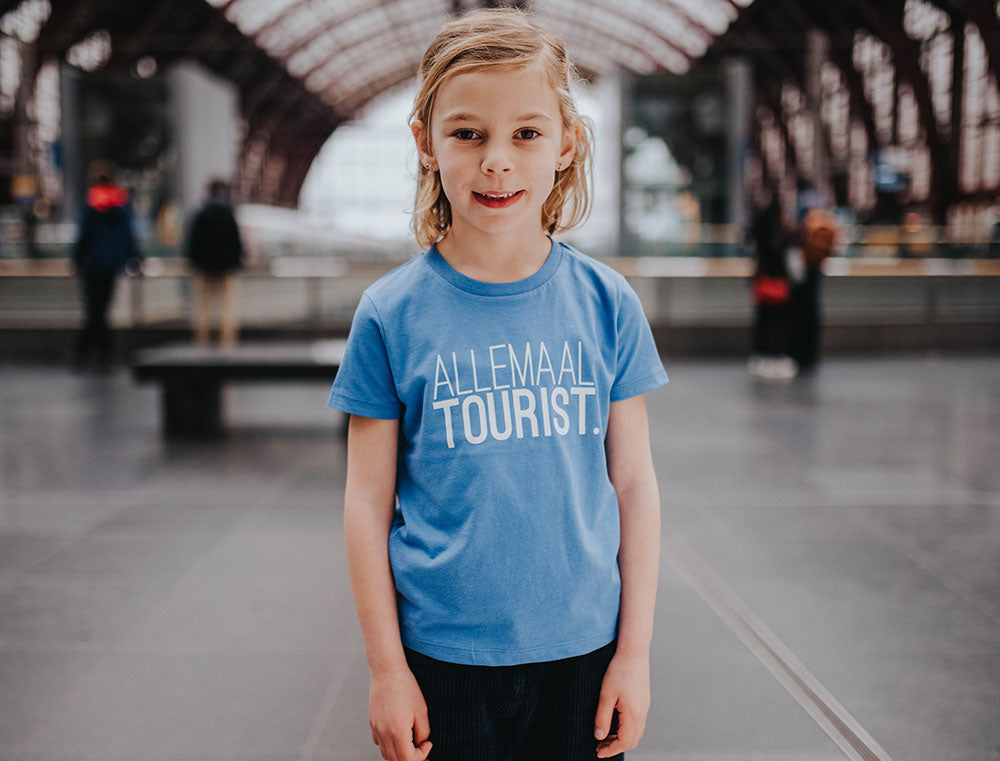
[213, 0, 751, 116]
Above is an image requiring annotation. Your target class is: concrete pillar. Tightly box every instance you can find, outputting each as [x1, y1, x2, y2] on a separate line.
[57, 62, 82, 221]
[617, 67, 633, 257]
[11, 39, 36, 177]
[167, 60, 239, 219]
[806, 29, 829, 195]
[593, 69, 622, 254]
[724, 56, 752, 230]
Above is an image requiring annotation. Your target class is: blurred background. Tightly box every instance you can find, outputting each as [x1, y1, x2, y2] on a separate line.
[1, 0, 997, 358]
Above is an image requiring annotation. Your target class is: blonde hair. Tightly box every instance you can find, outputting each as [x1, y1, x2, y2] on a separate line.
[410, 8, 594, 249]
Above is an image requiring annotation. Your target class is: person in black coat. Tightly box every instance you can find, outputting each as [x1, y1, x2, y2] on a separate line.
[747, 194, 797, 379]
[72, 159, 140, 369]
[788, 205, 837, 373]
[185, 179, 244, 347]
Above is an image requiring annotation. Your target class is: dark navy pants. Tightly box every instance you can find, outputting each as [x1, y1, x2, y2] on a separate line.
[404, 639, 623, 761]
[75, 272, 117, 362]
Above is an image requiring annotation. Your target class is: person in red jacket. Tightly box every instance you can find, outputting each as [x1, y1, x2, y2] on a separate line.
[72, 159, 140, 369]
[747, 193, 798, 380]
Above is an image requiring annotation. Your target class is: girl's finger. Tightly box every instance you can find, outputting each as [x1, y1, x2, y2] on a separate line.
[596, 736, 627, 758]
[615, 708, 638, 748]
[390, 731, 414, 761]
[594, 692, 618, 740]
[413, 707, 431, 745]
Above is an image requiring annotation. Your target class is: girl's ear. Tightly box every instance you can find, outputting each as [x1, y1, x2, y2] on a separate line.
[411, 120, 437, 172]
[558, 121, 580, 171]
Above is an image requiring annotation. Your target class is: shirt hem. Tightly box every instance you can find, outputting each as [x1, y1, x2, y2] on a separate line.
[610, 369, 670, 402]
[327, 392, 401, 420]
[401, 626, 619, 666]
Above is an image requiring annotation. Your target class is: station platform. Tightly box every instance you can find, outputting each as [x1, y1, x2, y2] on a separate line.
[0, 355, 998, 761]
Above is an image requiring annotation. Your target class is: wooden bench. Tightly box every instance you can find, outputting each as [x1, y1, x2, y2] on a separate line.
[131, 340, 346, 436]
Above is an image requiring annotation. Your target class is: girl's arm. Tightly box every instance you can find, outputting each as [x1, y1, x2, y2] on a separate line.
[344, 414, 432, 761]
[595, 393, 661, 759]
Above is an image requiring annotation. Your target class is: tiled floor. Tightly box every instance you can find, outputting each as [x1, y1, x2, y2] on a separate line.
[0, 356, 998, 760]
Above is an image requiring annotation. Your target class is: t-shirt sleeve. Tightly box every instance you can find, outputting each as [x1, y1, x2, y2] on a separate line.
[328, 293, 403, 419]
[610, 281, 669, 402]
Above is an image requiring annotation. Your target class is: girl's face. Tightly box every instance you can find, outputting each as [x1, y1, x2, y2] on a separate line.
[415, 63, 577, 248]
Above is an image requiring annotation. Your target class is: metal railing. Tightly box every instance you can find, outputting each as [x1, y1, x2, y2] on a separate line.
[1, 253, 998, 332]
[3, 217, 1000, 261]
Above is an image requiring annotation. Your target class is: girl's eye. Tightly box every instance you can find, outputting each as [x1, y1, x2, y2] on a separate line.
[517, 128, 540, 140]
[453, 130, 479, 141]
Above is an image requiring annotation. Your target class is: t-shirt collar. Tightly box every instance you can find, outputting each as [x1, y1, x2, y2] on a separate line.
[426, 237, 563, 296]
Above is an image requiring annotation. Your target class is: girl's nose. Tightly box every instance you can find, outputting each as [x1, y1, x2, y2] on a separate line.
[481, 143, 514, 174]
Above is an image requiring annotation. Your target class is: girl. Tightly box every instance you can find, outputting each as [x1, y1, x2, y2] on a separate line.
[329, 9, 667, 760]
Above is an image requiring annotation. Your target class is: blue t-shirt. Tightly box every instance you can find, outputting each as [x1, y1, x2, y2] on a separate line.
[328, 240, 668, 666]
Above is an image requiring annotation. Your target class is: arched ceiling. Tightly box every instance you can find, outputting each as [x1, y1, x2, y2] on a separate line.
[1, 0, 755, 206]
[209, 0, 754, 117]
[10, 0, 996, 215]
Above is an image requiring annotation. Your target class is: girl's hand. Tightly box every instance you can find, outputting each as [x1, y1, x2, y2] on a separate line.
[594, 650, 650, 758]
[369, 666, 433, 761]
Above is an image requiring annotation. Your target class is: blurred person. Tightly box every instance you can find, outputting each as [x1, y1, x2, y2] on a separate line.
[184, 179, 244, 347]
[11, 174, 42, 258]
[155, 196, 182, 248]
[329, 9, 667, 761]
[788, 192, 837, 373]
[676, 190, 701, 248]
[747, 194, 797, 380]
[72, 159, 140, 369]
[22, 201, 40, 258]
[899, 209, 933, 259]
[988, 195, 1000, 259]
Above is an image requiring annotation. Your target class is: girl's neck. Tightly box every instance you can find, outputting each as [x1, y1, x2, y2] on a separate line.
[436, 229, 553, 283]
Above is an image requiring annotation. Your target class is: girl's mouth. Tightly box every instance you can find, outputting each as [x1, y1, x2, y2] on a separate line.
[473, 190, 524, 208]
